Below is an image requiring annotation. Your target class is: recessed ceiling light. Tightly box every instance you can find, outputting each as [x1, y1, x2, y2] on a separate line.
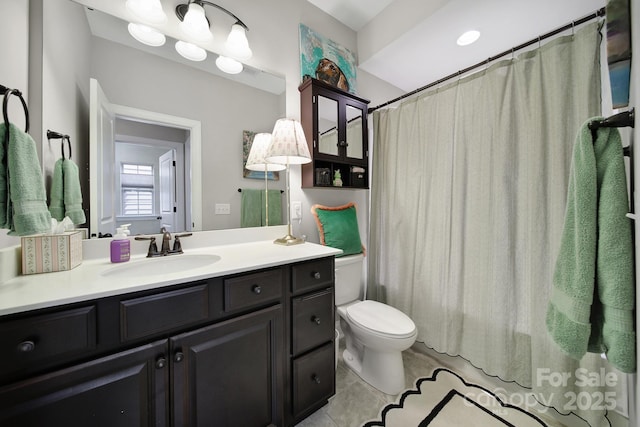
[457, 30, 481, 46]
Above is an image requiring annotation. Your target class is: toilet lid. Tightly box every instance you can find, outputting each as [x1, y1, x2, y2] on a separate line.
[346, 300, 416, 338]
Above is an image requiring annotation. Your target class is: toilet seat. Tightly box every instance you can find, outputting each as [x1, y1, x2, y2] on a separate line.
[346, 300, 416, 339]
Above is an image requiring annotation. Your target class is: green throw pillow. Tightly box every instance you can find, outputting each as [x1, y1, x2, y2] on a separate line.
[311, 203, 364, 257]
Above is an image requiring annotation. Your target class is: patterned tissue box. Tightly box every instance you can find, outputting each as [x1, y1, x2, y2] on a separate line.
[21, 231, 83, 275]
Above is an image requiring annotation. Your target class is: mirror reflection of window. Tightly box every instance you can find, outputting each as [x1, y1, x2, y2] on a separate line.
[318, 96, 339, 156]
[120, 163, 154, 216]
[346, 105, 363, 159]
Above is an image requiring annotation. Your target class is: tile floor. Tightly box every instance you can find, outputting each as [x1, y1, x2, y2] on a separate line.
[295, 338, 579, 427]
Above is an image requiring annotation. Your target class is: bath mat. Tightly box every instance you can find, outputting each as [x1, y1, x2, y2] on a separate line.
[363, 368, 547, 427]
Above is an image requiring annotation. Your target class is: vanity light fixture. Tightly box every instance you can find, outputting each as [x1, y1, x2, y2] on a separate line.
[126, 0, 167, 25]
[265, 119, 312, 245]
[245, 133, 286, 226]
[457, 30, 481, 46]
[128, 23, 166, 47]
[215, 55, 243, 74]
[175, 1, 253, 61]
[175, 40, 207, 61]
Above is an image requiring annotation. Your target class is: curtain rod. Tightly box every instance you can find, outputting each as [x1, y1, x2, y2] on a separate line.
[369, 7, 606, 114]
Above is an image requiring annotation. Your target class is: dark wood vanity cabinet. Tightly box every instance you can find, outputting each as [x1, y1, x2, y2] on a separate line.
[0, 257, 336, 427]
[287, 258, 336, 425]
[299, 77, 370, 189]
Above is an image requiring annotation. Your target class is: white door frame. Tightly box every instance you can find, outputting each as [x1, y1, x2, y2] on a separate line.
[109, 104, 202, 232]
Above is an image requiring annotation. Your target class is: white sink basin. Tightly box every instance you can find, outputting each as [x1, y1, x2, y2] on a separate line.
[101, 254, 221, 278]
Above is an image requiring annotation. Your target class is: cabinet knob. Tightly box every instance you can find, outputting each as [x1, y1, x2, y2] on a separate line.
[156, 355, 167, 369]
[311, 374, 321, 384]
[312, 272, 321, 280]
[311, 315, 321, 325]
[18, 340, 35, 353]
[174, 351, 184, 363]
[252, 285, 262, 294]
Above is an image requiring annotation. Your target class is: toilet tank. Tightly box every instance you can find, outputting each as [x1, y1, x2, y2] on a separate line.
[334, 253, 364, 305]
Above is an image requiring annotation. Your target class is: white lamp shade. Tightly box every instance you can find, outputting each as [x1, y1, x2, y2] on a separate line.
[175, 40, 207, 61]
[180, 3, 213, 42]
[246, 134, 286, 172]
[216, 55, 243, 74]
[128, 23, 166, 47]
[126, 0, 167, 25]
[225, 24, 252, 61]
[265, 119, 312, 165]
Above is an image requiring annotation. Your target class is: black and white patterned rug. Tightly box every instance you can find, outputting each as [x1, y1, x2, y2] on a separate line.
[363, 368, 548, 427]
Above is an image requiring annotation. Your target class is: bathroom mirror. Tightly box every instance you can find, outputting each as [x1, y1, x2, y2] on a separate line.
[317, 95, 339, 156]
[345, 105, 364, 160]
[47, 1, 286, 235]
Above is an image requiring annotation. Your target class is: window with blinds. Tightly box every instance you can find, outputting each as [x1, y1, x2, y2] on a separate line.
[121, 163, 155, 216]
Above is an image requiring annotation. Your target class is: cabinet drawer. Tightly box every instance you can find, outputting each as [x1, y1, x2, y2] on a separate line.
[120, 284, 209, 341]
[292, 343, 335, 417]
[0, 306, 96, 368]
[224, 268, 282, 312]
[291, 258, 334, 294]
[292, 289, 334, 355]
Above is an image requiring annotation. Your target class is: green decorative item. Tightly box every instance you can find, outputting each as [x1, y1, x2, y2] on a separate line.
[311, 202, 364, 257]
[333, 170, 343, 187]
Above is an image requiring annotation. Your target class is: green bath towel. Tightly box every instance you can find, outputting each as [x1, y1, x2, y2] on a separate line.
[240, 189, 283, 227]
[262, 189, 283, 226]
[0, 123, 51, 236]
[63, 159, 86, 225]
[241, 189, 263, 227]
[547, 118, 635, 373]
[49, 159, 65, 221]
[50, 158, 86, 225]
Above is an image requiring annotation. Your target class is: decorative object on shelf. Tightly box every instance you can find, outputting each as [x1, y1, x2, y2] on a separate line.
[123, 0, 252, 74]
[299, 24, 357, 94]
[245, 133, 285, 226]
[265, 119, 311, 245]
[332, 170, 342, 187]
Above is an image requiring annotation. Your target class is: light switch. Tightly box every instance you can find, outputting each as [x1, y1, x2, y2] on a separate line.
[215, 203, 231, 215]
[291, 201, 302, 220]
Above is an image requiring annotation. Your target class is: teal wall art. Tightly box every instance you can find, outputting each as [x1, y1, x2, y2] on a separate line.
[299, 23, 357, 94]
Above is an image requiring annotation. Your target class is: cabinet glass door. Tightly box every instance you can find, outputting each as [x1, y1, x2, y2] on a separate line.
[345, 105, 364, 159]
[317, 95, 339, 156]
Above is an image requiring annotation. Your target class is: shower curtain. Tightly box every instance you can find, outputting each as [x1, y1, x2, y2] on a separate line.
[370, 22, 625, 426]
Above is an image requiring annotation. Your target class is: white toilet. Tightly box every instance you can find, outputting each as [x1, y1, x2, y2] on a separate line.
[335, 253, 417, 395]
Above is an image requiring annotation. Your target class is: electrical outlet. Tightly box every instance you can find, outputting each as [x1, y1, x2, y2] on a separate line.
[291, 201, 302, 220]
[215, 203, 231, 215]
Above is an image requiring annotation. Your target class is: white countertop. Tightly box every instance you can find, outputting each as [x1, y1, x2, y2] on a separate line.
[0, 227, 341, 316]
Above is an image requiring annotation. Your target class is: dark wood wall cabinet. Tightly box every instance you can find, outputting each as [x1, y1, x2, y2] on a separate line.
[0, 257, 336, 427]
[299, 78, 370, 189]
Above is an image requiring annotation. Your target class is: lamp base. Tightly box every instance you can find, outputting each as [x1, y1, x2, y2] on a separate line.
[273, 233, 305, 246]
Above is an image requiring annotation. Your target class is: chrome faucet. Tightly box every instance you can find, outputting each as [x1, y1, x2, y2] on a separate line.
[135, 228, 193, 257]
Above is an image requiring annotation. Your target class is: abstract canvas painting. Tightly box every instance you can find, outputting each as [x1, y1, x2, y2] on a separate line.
[299, 23, 357, 94]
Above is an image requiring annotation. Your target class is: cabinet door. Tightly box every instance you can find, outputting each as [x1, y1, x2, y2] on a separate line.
[171, 305, 283, 427]
[0, 340, 169, 427]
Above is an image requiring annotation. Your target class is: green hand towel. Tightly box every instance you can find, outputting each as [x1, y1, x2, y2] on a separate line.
[263, 189, 283, 226]
[49, 159, 65, 221]
[0, 124, 7, 228]
[62, 159, 86, 225]
[547, 118, 635, 373]
[1, 123, 51, 236]
[241, 189, 262, 227]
